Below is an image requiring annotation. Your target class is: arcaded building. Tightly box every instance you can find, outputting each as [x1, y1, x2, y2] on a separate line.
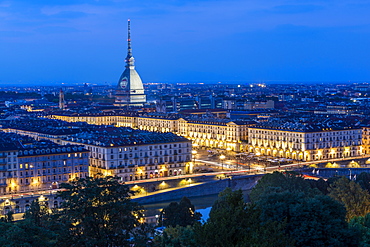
[247, 119, 362, 161]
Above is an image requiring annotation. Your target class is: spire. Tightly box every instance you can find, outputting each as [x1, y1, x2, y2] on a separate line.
[125, 19, 134, 67]
[59, 88, 65, 110]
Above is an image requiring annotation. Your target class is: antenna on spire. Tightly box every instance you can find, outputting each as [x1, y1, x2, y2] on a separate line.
[126, 19, 133, 65]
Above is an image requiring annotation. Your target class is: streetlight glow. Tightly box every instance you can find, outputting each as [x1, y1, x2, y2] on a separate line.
[220, 155, 226, 170]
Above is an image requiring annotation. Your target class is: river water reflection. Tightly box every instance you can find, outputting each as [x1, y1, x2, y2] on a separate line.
[142, 190, 250, 224]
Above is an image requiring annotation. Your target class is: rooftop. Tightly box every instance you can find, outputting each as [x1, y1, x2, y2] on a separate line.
[64, 126, 190, 147]
[251, 117, 360, 132]
[0, 132, 86, 153]
[1, 117, 90, 135]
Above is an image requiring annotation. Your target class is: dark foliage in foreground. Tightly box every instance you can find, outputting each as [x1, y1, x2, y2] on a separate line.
[1, 177, 151, 247]
[4, 172, 370, 246]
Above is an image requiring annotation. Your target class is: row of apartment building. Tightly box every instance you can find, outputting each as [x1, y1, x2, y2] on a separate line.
[248, 125, 362, 161]
[0, 125, 192, 196]
[48, 113, 253, 151]
[0, 135, 89, 195]
[60, 127, 192, 181]
[48, 113, 370, 161]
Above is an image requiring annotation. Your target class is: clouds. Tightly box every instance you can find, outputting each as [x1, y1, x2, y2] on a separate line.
[1, 0, 368, 39]
[0, 0, 370, 84]
[265, 4, 324, 14]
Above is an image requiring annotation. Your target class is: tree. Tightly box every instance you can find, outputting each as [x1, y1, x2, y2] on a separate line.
[197, 188, 293, 247]
[256, 188, 357, 246]
[23, 200, 50, 226]
[329, 176, 370, 220]
[356, 172, 370, 193]
[250, 171, 314, 203]
[349, 213, 370, 247]
[54, 176, 150, 247]
[7, 220, 58, 246]
[159, 197, 201, 227]
[156, 225, 199, 247]
[0, 220, 58, 247]
[307, 178, 330, 195]
[199, 188, 249, 247]
[0, 211, 14, 223]
[250, 172, 359, 246]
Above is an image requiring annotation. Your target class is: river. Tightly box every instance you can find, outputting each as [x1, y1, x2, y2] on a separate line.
[142, 190, 250, 223]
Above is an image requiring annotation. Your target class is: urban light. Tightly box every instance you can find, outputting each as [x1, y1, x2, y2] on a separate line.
[159, 181, 167, 190]
[220, 154, 226, 170]
[187, 178, 192, 186]
[192, 150, 197, 166]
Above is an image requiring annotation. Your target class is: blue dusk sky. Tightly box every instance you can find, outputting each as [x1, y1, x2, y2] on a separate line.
[1, 0, 370, 85]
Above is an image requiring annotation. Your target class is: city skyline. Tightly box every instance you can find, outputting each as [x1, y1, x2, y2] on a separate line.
[1, 0, 370, 85]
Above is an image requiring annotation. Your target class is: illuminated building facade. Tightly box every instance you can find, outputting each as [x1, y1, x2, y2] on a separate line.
[362, 126, 370, 155]
[136, 116, 179, 133]
[120, 116, 252, 151]
[17, 145, 89, 192]
[247, 122, 362, 161]
[50, 113, 119, 126]
[0, 133, 89, 195]
[179, 119, 252, 151]
[60, 127, 192, 181]
[0, 193, 63, 215]
[0, 144, 18, 195]
[49, 113, 253, 151]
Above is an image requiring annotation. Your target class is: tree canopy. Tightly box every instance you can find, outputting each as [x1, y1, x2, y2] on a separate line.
[250, 172, 359, 246]
[159, 196, 201, 228]
[329, 176, 370, 221]
[15, 176, 152, 247]
[54, 176, 149, 247]
[197, 188, 293, 247]
[4, 172, 370, 246]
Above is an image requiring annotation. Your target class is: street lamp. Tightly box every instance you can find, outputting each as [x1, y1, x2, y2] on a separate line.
[187, 178, 192, 186]
[247, 157, 251, 172]
[192, 150, 197, 166]
[220, 155, 226, 170]
[156, 211, 165, 227]
[226, 147, 231, 160]
[255, 152, 263, 172]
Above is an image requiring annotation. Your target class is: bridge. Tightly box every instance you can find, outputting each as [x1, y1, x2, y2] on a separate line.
[132, 174, 263, 205]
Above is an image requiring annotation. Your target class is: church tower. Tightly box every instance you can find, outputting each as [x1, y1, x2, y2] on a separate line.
[115, 19, 146, 107]
[59, 89, 65, 110]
